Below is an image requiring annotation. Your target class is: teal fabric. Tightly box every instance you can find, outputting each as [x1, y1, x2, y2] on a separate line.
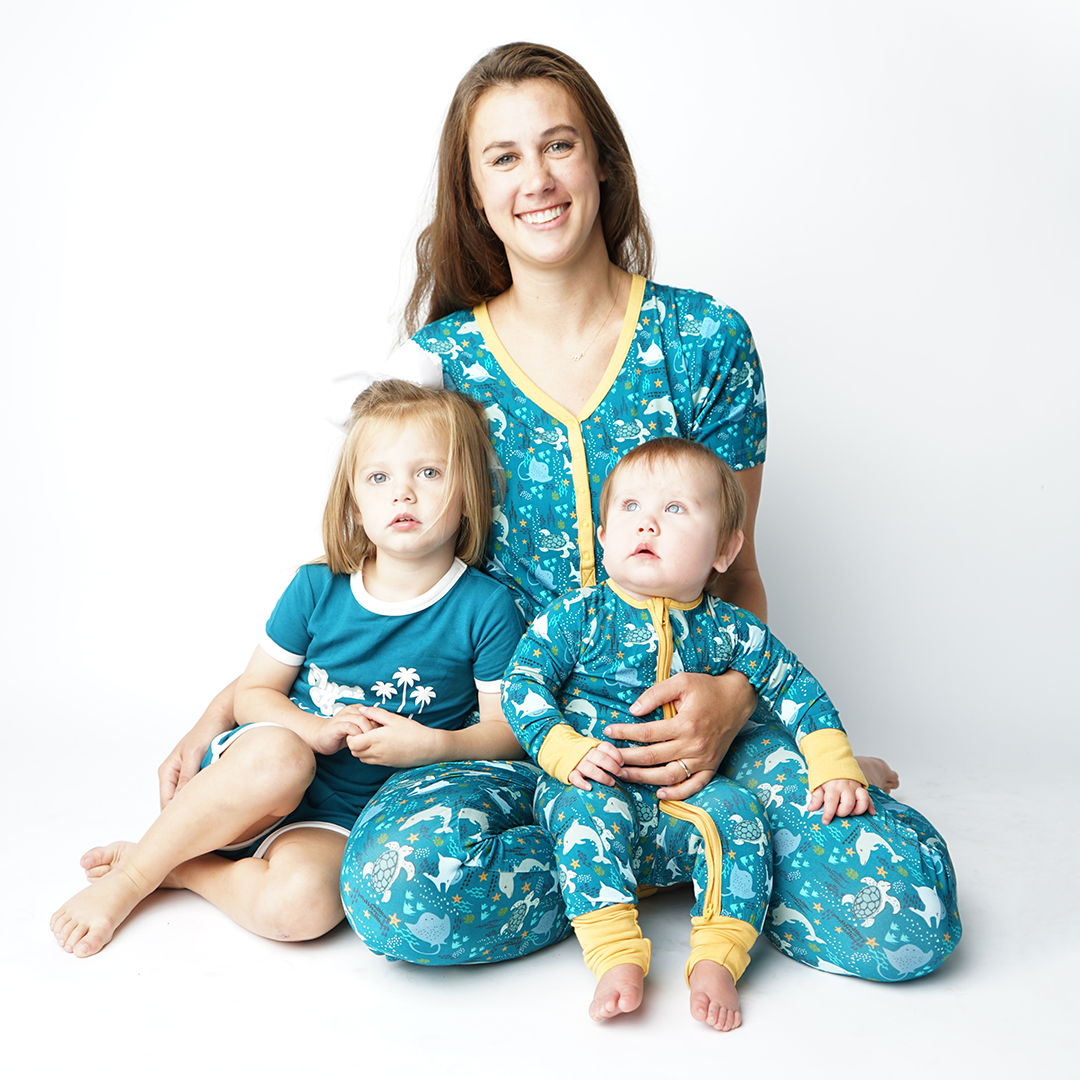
[423, 280, 766, 620]
[340, 282, 961, 978]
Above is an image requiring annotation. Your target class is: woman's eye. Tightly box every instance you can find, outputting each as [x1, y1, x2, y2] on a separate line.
[665, 503, 686, 514]
[493, 153, 515, 166]
[547, 140, 573, 153]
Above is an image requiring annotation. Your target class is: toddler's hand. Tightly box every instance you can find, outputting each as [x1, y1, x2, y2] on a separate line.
[568, 742, 625, 791]
[309, 714, 364, 756]
[345, 706, 439, 768]
[809, 779, 875, 825]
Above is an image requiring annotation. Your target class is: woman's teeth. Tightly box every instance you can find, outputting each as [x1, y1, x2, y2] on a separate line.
[519, 205, 566, 225]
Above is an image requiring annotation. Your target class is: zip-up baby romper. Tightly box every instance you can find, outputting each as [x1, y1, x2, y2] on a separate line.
[504, 581, 866, 986]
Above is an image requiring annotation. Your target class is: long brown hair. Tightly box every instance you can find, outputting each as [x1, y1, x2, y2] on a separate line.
[321, 380, 499, 574]
[403, 42, 653, 337]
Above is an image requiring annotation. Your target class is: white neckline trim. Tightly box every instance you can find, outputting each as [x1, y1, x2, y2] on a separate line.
[350, 557, 468, 616]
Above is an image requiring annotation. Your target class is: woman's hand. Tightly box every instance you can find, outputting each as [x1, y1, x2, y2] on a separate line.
[158, 679, 239, 808]
[604, 670, 757, 800]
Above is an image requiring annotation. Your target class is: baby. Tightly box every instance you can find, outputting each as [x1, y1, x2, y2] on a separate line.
[503, 438, 872, 1029]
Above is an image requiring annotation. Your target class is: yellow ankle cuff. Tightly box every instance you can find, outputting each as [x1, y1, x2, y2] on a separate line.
[686, 915, 758, 986]
[572, 903, 651, 979]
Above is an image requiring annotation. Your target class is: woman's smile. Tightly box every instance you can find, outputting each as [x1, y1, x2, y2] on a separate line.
[468, 79, 607, 274]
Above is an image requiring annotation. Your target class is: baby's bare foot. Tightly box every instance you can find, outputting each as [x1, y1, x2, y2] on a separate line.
[856, 756, 899, 792]
[51, 844, 155, 957]
[589, 963, 644, 1021]
[689, 960, 741, 1031]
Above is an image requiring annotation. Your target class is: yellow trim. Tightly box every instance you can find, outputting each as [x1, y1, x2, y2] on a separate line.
[799, 728, 867, 792]
[472, 275, 647, 589]
[607, 582, 701, 719]
[686, 916, 758, 986]
[659, 799, 726, 918]
[536, 724, 601, 785]
[657, 797, 758, 986]
[572, 903, 651, 978]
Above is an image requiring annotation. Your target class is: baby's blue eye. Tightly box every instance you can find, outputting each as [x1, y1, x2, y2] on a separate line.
[665, 503, 686, 514]
[625, 500, 640, 512]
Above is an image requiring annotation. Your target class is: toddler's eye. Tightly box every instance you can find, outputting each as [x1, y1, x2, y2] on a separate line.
[665, 503, 686, 514]
[370, 472, 388, 484]
[420, 467, 441, 480]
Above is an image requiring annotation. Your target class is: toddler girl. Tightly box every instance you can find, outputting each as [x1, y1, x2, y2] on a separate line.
[51, 380, 524, 957]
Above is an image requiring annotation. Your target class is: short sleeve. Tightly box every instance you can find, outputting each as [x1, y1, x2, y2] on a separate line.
[470, 580, 527, 691]
[686, 300, 767, 470]
[264, 564, 326, 662]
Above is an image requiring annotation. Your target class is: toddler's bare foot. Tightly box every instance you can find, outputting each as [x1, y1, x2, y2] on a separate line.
[82, 841, 134, 880]
[51, 843, 157, 957]
[689, 960, 741, 1031]
[856, 756, 899, 792]
[589, 963, 644, 1021]
[83, 841, 184, 889]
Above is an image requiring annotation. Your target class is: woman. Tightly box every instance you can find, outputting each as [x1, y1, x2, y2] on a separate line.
[339, 42, 959, 981]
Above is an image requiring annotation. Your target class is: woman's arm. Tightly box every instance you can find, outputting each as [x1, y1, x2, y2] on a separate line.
[604, 464, 766, 799]
[344, 691, 524, 768]
[157, 677, 239, 808]
[712, 465, 767, 621]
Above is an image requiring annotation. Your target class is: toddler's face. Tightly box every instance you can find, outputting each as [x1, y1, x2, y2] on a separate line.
[597, 459, 728, 602]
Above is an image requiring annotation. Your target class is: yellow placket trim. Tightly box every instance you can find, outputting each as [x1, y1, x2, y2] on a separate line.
[606, 581, 701, 720]
[473, 275, 646, 587]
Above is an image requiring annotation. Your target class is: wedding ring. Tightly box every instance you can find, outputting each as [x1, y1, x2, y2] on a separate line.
[676, 758, 691, 779]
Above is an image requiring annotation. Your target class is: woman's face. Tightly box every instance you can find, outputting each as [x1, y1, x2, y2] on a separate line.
[467, 79, 607, 277]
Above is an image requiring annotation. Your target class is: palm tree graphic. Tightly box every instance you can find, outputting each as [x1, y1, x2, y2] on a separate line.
[393, 667, 419, 711]
[411, 685, 436, 714]
[371, 680, 396, 706]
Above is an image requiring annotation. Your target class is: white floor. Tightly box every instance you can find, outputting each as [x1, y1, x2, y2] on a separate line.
[6, 745, 1074, 1078]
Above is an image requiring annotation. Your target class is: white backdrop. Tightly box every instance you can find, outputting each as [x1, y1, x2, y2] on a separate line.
[4, 0, 1076, 770]
[3, 2, 1078, 1073]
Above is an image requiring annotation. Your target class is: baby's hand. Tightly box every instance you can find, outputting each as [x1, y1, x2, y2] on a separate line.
[809, 779, 875, 825]
[568, 742, 626, 791]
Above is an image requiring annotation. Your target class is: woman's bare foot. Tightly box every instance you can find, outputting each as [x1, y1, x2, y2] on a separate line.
[689, 960, 741, 1031]
[589, 963, 644, 1021]
[856, 756, 899, 792]
[51, 842, 159, 957]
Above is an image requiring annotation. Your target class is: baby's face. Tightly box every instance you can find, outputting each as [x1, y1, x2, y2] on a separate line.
[597, 459, 726, 602]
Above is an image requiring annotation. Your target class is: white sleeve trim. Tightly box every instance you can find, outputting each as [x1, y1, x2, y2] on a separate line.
[475, 678, 503, 695]
[260, 631, 306, 667]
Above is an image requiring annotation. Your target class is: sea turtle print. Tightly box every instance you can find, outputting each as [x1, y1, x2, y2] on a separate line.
[729, 813, 769, 857]
[363, 841, 415, 903]
[842, 878, 902, 926]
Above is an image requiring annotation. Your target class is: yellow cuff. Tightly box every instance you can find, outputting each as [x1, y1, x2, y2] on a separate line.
[572, 903, 651, 979]
[537, 725, 601, 785]
[686, 916, 758, 986]
[799, 728, 867, 793]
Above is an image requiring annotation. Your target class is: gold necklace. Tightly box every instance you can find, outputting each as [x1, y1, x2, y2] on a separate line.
[567, 289, 620, 362]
